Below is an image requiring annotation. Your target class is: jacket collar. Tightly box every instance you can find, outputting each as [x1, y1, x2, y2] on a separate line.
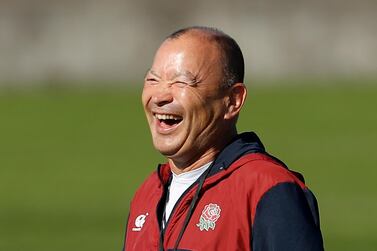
[157, 132, 266, 183]
[207, 131, 265, 177]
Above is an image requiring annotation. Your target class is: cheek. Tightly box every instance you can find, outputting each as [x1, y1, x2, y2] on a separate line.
[175, 87, 189, 100]
[176, 87, 207, 110]
[174, 87, 224, 124]
[141, 85, 152, 108]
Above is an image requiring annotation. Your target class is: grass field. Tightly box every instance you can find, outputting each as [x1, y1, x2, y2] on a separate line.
[1, 81, 377, 250]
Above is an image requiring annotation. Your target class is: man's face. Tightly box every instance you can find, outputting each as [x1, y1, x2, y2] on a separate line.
[142, 34, 230, 166]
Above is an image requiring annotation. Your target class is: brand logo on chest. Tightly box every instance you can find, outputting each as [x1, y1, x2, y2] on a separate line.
[196, 203, 221, 231]
[132, 213, 149, 231]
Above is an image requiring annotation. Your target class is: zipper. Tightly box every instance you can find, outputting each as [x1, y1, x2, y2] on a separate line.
[157, 175, 170, 251]
[162, 163, 210, 234]
[163, 176, 198, 232]
[159, 162, 215, 250]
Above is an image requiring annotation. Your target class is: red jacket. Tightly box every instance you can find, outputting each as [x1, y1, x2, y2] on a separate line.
[124, 132, 324, 251]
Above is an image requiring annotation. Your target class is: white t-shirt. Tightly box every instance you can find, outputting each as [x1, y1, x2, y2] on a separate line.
[163, 162, 212, 226]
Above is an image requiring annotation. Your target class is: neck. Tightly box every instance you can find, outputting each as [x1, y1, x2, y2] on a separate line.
[168, 128, 237, 174]
[169, 149, 218, 174]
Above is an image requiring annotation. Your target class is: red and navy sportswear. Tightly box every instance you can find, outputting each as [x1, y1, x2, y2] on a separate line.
[123, 132, 324, 250]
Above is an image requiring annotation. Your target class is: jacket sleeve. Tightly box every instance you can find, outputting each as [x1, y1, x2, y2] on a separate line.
[252, 182, 324, 251]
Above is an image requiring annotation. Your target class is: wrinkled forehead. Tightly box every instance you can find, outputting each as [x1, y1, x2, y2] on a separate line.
[149, 34, 222, 79]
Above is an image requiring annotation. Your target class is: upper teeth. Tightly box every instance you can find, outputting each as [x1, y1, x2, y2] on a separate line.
[155, 114, 181, 120]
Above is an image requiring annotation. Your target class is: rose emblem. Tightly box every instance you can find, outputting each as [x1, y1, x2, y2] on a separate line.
[202, 203, 221, 222]
[196, 203, 221, 231]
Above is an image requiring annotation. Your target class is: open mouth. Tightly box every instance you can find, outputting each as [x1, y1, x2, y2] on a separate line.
[154, 113, 183, 128]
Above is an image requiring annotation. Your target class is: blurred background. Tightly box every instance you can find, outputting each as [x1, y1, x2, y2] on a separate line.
[0, 0, 376, 250]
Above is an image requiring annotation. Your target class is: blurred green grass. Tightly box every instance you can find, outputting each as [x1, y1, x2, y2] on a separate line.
[1, 82, 376, 250]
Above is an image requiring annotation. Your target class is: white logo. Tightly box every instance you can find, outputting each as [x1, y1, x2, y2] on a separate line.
[196, 203, 221, 231]
[132, 213, 149, 231]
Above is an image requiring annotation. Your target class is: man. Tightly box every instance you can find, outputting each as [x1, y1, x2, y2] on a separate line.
[123, 26, 324, 251]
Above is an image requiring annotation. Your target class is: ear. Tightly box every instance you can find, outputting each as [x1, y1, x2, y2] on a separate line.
[224, 83, 247, 120]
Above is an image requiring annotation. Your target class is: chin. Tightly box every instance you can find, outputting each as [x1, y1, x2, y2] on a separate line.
[152, 132, 185, 153]
[153, 141, 180, 157]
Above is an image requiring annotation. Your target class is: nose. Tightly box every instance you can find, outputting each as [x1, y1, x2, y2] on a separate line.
[152, 84, 173, 107]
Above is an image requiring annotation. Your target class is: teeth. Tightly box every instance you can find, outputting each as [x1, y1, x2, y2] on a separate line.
[155, 114, 182, 120]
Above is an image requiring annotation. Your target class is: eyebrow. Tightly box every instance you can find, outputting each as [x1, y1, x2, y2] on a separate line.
[145, 69, 161, 79]
[173, 70, 195, 79]
[146, 69, 199, 85]
[173, 71, 200, 85]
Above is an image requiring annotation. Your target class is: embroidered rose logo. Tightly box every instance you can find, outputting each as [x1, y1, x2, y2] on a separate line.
[196, 203, 221, 231]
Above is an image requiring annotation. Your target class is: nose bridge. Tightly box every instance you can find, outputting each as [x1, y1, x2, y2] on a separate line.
[152, 81, 173, 106]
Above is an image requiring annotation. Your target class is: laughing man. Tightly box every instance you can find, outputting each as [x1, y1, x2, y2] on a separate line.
[123, 26, 324, 251]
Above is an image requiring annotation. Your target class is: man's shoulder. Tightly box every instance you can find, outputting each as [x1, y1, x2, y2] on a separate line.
[228, 153, 310, 220]
[230, 153, 306, 189]
[131, 170, 161, 203]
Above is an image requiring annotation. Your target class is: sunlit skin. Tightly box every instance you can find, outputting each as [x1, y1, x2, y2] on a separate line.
[142, 31, 247, 174]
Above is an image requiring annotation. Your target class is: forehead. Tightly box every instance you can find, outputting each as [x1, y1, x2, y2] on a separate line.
[150, 34, 221, 78]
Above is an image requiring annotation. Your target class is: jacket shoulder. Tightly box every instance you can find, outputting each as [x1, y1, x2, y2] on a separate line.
[234, 153, 305, 188]
[229, 153, 308, 221]
[130, 170, 161, 205]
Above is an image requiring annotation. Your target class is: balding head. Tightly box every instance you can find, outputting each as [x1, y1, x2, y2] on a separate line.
[166, 26, 245, 88]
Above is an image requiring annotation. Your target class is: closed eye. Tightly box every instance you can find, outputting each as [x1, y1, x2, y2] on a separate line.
[146, 78, 159, 85]
[173, 81, 190, 87]
[173, 79, 199, 87]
